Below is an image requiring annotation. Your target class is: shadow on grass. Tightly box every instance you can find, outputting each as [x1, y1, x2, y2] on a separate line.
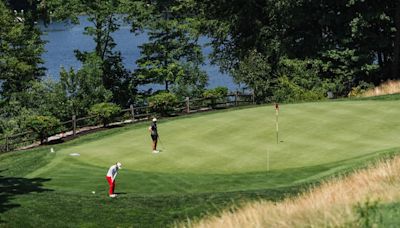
[0, 169, 52, 221]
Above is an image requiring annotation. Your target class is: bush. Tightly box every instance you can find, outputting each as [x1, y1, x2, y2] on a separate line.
[90, 103, 121, 127]
[348, 81, 375, 97]
[148, 92, 178, 116]
[203, 87, 229, 108]
[26, 115, 61, 144]
[203, 87, 228, 99]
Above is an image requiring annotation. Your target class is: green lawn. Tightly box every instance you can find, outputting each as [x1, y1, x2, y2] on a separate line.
[1, 97, 400, 227]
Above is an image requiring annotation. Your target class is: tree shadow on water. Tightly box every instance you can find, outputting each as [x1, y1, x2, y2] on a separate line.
[0, 169, 52, 221]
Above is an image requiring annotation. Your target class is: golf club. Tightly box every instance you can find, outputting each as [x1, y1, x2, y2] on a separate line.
[158, 135, 166, 152]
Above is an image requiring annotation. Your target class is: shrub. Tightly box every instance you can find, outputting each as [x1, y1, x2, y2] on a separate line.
[148, 92, 178, 116]
[348, 81, 374, 97]
[203, 87, 229, 108]
[203, 87, 227, 100]
[26, 115, 61, 144]
[90, 103, 121, 127]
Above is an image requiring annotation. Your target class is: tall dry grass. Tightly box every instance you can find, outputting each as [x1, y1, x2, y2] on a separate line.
[362, 80, 400, 97]
[183, 155, 400, 228]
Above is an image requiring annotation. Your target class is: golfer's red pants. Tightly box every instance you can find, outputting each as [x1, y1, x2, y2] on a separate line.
[106, 176, 115, 195]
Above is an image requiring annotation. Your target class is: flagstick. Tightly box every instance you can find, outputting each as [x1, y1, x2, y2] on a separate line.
[275, 103, 279, 144]
[267, 149, 270, 172]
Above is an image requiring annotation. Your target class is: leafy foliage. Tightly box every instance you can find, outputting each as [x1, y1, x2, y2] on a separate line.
[232, 50, 273, 102]
[0, 100, 35, 135]
[0, 1, 45, 101]
[202, 86, 228, 108]
[26, 115, 61, 143]
[169, 63, 208, 99]
[274, 58, 327, 102]
[203, 86, 228, 99]
[45, 0, 140, 107]
[3, 0, 400, 137]
[90, 102, 121, 127]
[148, 92, 178, 116]
[134, 0, 206, 92]
[59, 53, 112, 117]
[319, 49, 379, 96]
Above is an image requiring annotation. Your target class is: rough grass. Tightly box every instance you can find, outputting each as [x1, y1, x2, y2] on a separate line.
[187, 153, 400, 228]
[361, 80, 400, 97]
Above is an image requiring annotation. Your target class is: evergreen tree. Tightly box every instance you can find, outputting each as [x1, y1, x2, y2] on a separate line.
[0, 0, 45, 102]
[134, 0, 207, 94]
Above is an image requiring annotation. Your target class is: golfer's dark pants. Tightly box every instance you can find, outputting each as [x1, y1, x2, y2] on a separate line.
[106, 176, 115, 195]
[151, 135, 158, 150]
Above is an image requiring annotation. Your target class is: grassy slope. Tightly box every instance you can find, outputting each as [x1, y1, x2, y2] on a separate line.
[191, 155, 400, 227]
[1, 96, 400, 227]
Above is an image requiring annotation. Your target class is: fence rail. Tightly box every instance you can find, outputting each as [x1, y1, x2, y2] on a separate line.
[0, 93, 255, 153]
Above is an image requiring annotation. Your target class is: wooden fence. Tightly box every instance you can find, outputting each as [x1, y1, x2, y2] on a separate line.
[0, 93, 255, 153]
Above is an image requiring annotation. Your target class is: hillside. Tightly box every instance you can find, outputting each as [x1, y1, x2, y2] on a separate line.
[1, 97, 400, 227]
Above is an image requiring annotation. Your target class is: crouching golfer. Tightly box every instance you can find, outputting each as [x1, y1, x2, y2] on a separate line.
[148, 118, 159, 153]
[106, 162, 122, 198]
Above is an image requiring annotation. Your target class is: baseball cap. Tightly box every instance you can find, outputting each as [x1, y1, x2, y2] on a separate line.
[152, 118, 157, 122]
[117, 162, 122, 169]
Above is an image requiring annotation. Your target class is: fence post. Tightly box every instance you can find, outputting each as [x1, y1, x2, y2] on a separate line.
[235, 92, 238, 106]
[5, 135, 9, 152]
[130, 104, 135, 121]
[72, 115, 76, 136]
[186, 97, 190, 113]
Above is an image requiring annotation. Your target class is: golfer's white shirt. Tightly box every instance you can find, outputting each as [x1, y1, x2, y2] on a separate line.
[106, 165, 118, 181]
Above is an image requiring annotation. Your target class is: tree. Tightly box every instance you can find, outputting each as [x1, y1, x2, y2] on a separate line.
[134, 0, 207, 93]
[18, 80, 70, 121]
[0, 0, 45, 101]
[191, 0, 290, 72]
[345, 0, 395, 82]
[232, 50, 273, 102]
[46, 0, 141, 106]
[60, 53, 112, 117]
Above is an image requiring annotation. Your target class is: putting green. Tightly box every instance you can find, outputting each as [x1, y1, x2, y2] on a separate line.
[24, 100, 400, 195]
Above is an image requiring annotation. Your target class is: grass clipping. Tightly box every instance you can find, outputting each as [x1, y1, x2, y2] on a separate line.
[185, 156, 400, 228]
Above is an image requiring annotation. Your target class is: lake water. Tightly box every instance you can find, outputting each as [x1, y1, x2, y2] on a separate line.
[40, 16, 242, 91]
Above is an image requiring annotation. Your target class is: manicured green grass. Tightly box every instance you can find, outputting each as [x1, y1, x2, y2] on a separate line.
[1, 97, 400, 227]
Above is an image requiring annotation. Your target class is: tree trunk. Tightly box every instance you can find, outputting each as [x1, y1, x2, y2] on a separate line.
[95, 18, 103, 57]
[378, 51, 383, 69]
[392, 1, 400, 79]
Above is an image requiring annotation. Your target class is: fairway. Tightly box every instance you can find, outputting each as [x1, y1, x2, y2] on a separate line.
[1, 98, 400, 226]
